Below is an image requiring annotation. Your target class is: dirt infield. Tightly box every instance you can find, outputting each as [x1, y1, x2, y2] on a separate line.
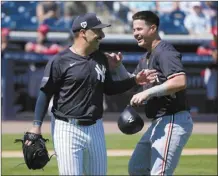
[1, 148, 217, 158]
[1, 121, 217, 134]
[1, 121, 217, 158]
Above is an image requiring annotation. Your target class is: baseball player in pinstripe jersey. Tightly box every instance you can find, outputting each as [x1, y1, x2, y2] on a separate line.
[24, 13, 158, 175]
[108, 11, 193, 175]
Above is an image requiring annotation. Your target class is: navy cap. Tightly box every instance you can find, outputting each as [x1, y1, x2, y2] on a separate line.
[72, 13, 111, 32]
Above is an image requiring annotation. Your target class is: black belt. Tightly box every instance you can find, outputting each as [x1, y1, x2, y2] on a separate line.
[55, 116, 96, 126]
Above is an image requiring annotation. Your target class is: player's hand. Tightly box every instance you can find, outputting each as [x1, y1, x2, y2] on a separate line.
[25, 42, 35, 52]
[130, 90, 149, 106]
[135, 69, 157, 85]
[35, 44, 46, 54]
[25, 126, 41, 146]
[104, 52, 123, 70]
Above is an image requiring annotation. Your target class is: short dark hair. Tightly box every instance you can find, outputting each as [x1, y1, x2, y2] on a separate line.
[132, 11, 159, 29]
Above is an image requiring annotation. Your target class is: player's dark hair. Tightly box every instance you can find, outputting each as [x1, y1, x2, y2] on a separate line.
[132, 11, 159, 29]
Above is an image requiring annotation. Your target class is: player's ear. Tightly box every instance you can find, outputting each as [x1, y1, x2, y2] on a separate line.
[150, 24, 157, 33]
[79, 29, 86, 38]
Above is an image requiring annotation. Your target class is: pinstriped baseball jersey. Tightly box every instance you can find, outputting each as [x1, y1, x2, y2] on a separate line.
[52, 115, 107, 175]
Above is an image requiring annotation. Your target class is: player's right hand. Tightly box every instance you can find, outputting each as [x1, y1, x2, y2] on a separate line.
[25, 126, 41, 146]
[104, 52, 123, 70]
[135, 69, 157, 85]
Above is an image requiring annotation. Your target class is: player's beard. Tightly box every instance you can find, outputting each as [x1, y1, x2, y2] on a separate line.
[93, 36, 102, 50]
[88, 38, 100, 52]
[138, 39, 148, 48]
[138, 37, 153, 49]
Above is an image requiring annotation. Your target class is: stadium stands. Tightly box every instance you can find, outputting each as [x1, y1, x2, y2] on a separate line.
[2, 1, 217, 34]
[1, 1, 38, 30]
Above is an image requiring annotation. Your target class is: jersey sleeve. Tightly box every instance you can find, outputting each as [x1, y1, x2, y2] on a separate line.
[40, 56, 62, 94]
[104, 69, 137, 95]
[102, 54, 137, 95]
[158, 51, 185, 79]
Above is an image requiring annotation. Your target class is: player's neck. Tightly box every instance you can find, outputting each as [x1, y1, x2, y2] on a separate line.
[152, 39, 161, 50]
[71, 42, 95, 57]
[148, 37, 161, 52]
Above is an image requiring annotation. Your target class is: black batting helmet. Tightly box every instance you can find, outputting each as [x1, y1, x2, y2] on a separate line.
[118, 105, 144, 135]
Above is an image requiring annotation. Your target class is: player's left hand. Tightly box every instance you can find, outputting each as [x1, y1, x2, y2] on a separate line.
[130, 90, 149, 106]
[104, 52, 123, 70]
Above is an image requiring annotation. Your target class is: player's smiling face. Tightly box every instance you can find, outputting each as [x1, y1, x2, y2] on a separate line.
[85, 28, 105, 50]
[133, 19, 155, 49]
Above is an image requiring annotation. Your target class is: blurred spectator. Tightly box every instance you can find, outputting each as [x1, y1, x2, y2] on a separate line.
[125, 2, 156, 22]
[36, 1, 59, 24]
[56, 2, 87, 30]
[25, 24, 63, 55]
[111, 2, 157, 33]
[156, 2, 177, 15]
[202, 2, 218, 28]
[126, 2, 156, 13]
[170, 2, 186, 23]
[112, 2, 130, 24]
[184, 2, 211, 35]
[1, 28, 22, 54]
[64, 2, 87, 17]
[202, 1, 217, 19]
[179, 2, 193, 15]
[200, 26, 218, 113]
[169, 2, 188, 33]
[158, 2, 188, 35]
[1, 28, 10, 52]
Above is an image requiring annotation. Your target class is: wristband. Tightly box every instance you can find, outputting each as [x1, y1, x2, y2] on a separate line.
[33, 120, 42, 127]
[146, 84, 168, 99]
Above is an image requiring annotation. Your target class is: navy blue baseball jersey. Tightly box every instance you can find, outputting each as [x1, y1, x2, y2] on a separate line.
[40, 49, 137, 120]
[134, 41, 189, 119]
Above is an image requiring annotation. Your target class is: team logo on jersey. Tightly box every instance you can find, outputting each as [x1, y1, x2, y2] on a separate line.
[80, 21, 87, 28]
[69, 62, 76, 67]
[95, 64, 106, 82]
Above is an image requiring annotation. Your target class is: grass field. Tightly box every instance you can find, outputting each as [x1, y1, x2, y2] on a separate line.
[2, 134, 217, 150]
[1, 156, 217, 175]
[2, 134, 217, 175]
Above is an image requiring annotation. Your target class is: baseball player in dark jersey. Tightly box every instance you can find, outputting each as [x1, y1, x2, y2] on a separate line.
[24, 13, 158, 175]
[108, 11, 193, 175]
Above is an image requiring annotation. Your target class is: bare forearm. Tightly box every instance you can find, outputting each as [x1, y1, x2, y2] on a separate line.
[164, 75, 186, 93]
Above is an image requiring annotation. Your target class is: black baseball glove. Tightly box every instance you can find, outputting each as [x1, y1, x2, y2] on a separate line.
[14, 132, 52, 170]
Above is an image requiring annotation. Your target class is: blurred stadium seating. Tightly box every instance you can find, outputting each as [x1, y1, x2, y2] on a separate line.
[1, 1, 217, 35]
[1, 1, 217, 34]
[1, 1, 217, 120]
[1, 1, 38, 30]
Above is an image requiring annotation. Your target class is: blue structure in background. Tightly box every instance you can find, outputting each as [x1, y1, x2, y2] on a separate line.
[2, 59, 16, 120]
[1, 51, 214, 119]
[2, 51, 214, 63]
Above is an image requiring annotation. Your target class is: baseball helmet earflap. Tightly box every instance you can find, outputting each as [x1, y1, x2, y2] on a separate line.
[118, 105, 144, 135]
